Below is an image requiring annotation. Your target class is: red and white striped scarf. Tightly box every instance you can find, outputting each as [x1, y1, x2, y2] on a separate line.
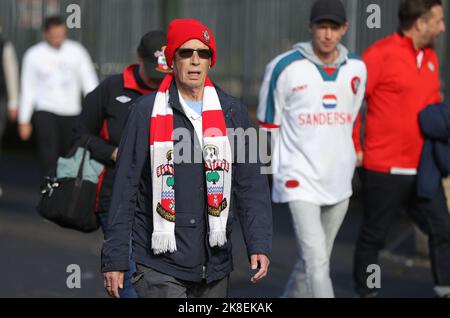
[150, 74, 232, 255]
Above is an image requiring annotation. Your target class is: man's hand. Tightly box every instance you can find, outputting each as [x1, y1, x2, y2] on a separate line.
[18, 123, 32, 141]
[356, 151, 364, 167]
[8, 108, 18, 122]
[250, 254, 270, 284]
[111, 148, 119, 162]
[103, 271, 124, 298]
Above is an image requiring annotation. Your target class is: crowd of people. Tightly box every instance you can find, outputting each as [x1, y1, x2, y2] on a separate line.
[0, 0, 449, 298]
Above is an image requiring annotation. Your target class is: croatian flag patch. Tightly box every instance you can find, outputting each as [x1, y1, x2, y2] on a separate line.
[322, 94, 337, 109]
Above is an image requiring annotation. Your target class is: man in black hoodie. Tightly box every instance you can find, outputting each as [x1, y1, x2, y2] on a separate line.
[73, 31, 170, 298]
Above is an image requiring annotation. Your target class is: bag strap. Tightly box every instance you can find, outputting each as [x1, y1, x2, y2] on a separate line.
[75, 137, 92, 185]
[68, 137, 93, 220]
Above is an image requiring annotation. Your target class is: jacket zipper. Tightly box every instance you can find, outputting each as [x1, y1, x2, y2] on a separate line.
[202, 105, 234, 281]
[202, 266, 207, 280]
[203, 104, 234, 281]
[172, 102, 235, 282]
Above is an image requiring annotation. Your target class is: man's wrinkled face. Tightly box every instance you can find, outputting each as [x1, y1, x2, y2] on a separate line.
[420, 5, 446, 48]
[173, 39, 211, 91]
[310, 21, 348, 55]
[45, 25, 66, 49]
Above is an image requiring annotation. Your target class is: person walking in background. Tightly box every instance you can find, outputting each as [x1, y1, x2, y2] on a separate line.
[102, 19, 272, 298]
[73, 30, 171, 298]
[19, 16, 98, 178]
[352, 0, 450, 298]
[257, 0, 366, 298]
[0, 29, 19, 198]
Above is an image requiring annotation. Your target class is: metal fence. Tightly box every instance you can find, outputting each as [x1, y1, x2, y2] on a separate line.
[0, 0, 449, 106]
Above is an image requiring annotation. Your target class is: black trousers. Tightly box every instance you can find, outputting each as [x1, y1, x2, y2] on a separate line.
[353, 169, 450, 295]
[32, 111, 78, 178]
[0, 99, 6, 153]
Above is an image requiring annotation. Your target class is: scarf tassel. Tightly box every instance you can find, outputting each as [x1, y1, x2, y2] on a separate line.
[209, 230, 227, 248]
[152, 232, 177, 255]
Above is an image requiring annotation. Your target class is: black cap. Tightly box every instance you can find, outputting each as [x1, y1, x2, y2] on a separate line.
[137, 30, 171, 79]
[310, 0, 347, 25]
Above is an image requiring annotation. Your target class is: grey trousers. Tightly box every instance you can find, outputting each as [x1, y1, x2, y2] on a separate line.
[132, 263, 229, 298]
[282, 199, 349, 298]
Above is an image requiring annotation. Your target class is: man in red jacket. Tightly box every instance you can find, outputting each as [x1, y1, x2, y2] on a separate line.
[352, 0, 450, 298]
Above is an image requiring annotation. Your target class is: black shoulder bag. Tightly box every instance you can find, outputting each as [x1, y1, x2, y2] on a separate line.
[37, 138, 100, 233]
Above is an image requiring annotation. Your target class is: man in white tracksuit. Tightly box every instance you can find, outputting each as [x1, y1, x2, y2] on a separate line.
[257, 0, 366, 297]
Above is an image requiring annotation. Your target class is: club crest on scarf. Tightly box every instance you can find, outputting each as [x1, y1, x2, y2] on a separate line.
[204, 144, 230, 217]
[156, 150, 175, 222]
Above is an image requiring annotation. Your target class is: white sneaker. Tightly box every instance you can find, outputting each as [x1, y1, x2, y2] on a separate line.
[435, 286, 450, 298]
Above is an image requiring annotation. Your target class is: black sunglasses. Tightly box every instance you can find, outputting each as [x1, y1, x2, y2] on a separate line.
[176, 48, 212, 59]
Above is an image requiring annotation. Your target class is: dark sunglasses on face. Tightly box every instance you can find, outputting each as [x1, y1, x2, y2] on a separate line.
[176, 48, 212, 59]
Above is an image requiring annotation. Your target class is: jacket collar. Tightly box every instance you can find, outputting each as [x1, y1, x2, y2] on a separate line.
[395, 32, 433, 57]
[123, 64, 153, 95]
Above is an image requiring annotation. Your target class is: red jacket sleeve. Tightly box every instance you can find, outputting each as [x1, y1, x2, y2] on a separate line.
[352, 111, 363, 153]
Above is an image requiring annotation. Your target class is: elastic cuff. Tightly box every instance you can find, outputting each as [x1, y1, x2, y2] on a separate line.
[101, 259, 130, 273]
[247, 246, 271, 258]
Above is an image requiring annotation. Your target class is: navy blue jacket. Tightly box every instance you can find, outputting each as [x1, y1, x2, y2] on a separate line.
[101, 82, 273, 283]
[417, 102, 450, 199]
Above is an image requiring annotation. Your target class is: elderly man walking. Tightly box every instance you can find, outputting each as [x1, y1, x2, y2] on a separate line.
[101, 19, 272, 298]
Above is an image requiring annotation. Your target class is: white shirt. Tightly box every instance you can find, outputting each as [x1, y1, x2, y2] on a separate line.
[257, 44, 367, 205]
[19, 40, 99, 124]
[179, 92, 203, 147]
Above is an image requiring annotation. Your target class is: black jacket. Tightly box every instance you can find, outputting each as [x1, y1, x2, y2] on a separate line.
[417, 102, 450, 199]
[101, 82, 273, 283]
[73, 65, 154, 212]
[0, 38, 7, 97]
